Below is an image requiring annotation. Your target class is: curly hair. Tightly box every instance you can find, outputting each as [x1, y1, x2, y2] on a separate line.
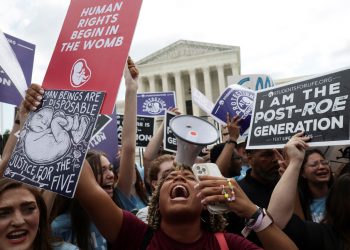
[147, 164, 227, 232]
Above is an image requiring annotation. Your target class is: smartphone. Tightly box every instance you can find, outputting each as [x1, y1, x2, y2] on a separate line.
[192, 163, 223, 179]
[192, 163, 229, 214]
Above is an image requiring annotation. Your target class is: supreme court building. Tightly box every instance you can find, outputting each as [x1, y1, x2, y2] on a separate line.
[135, 40, 241, 116]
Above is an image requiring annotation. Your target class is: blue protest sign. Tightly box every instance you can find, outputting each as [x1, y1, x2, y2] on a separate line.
[4, 90, 104, 198]
[0, 33, 35, 106]
[137, 92, 176, 116]
[89, 114, 118, 162]
[211, 85, 255, 135]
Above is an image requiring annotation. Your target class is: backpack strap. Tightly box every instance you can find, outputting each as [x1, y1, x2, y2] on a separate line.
[140, 227, 154, 250]
[215, 232, 229, 250]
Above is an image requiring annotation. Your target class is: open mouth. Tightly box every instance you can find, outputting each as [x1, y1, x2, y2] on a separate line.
[170, 184, 189, 200]
[7, 230, 28, 243]
[316, 171, 330, 178]
[102, 183, 114, 194]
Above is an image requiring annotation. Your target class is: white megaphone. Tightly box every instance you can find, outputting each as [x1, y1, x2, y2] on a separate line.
[169, 115, 219, 166]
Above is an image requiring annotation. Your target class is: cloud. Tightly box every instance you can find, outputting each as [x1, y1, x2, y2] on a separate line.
[1, 0, 350, 132]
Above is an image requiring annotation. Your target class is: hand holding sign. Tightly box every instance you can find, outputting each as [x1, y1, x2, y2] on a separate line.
[225, 113, 241, 142]
[22, 84, 45, 111]
[284, 132, 310, 163]
[5, 87, 105, 197]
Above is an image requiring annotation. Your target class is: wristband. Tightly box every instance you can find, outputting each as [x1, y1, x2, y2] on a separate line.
[226, 139, 237, 147]
[241, 206, 263, 237]
[253, 208, 274, 233]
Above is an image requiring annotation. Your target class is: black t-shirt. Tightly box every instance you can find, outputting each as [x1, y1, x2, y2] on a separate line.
[284, 214, 347, 250]
[225, 169, 276, 246]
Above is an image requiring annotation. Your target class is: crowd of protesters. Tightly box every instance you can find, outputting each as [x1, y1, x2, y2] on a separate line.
[0, 58, 349, 250]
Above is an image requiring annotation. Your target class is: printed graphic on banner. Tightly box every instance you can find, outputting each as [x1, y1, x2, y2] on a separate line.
[0, 33, 35, 106]
[164, 111, 177, 153]
[227, 74, 274, 91]
[137, 92, 176, 116]
[4, 90, 104, 197]
[43, 0, 143, 114]
[89, 113, 118, 162]
[211, 85, 255, 134]
[248, 67, 350, 149]
[117, 114, 155, 147]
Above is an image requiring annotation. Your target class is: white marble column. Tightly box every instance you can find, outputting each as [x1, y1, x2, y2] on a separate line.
[161, 73, 169, 92]
[148, 75, 156, 92]
[189, 69, 200, 116]
[174, 71, 185, 113]
[139, 77, 145, 92]
[203, 67, 213, 102]
[231, 64, 240, 75]
[217, 65, 226, 94]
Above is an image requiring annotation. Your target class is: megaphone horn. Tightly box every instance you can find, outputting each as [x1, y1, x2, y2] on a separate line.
[169, 115, 219, 166]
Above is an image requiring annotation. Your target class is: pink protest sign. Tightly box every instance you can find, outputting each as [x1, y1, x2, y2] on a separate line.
[43, 0, 142, 114]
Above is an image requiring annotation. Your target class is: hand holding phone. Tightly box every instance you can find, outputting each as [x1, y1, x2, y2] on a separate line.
[192, 163, 230, 214]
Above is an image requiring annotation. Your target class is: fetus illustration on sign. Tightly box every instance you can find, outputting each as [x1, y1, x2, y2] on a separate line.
[70, 58, 91, 87]
[22, 107, 90, 164]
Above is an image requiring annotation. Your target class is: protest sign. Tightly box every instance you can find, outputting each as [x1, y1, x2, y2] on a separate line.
[137, 92, 176, 116]
[89, 113, 118, 162]
[43, 0, 142, 114]
[248, 67, 350, 149]
[136, 116, 155, 147]
[211, 85, 255, 135]
[4, 90, 104, 197]
[117, 114, 154, 147]
[163, 111, 177, 153]
[191, 87, 214, 114]
[91, 114, 112, 138]
[228, 74, 274, 91]
[0, 33, 35, 105]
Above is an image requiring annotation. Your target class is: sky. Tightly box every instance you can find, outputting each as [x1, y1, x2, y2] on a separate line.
[1, 0, 350, 133]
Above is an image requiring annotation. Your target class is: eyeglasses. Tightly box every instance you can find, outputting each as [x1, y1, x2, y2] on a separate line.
[305, 160, 330, 168]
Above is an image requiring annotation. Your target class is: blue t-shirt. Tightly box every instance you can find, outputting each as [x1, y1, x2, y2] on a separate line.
[234, 165, 250, 181]
[51, 213, 107, 250]
[114, 187, 147, 212]
[310, 197, 326, 223]
[52, 241, 79, 250]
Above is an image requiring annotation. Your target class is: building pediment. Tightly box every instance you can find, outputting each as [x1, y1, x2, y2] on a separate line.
[137, 40, 238, 65]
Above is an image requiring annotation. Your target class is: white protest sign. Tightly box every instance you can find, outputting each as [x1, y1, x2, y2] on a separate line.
[228, 74, 274, 91]
[191, 87, 214, 114]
